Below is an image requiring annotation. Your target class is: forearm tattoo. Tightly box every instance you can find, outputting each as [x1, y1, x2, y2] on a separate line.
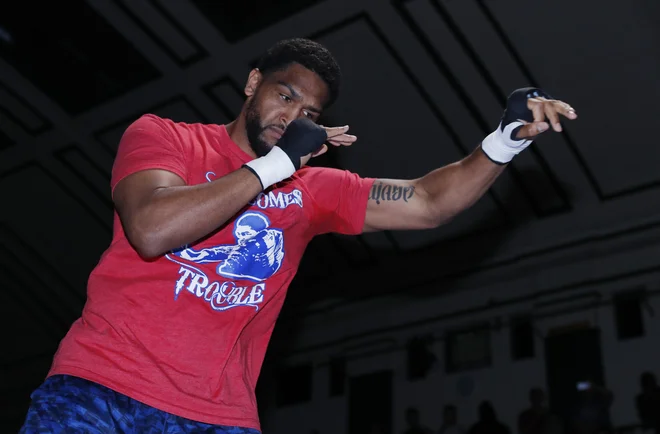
[368, 182, 415, 205]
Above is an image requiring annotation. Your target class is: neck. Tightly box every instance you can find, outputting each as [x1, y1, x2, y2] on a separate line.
[226, 112, 257, 158]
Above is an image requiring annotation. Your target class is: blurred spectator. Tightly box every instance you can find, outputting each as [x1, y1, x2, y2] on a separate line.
[636, 372, 660, 434]
[403, 407, 433, 434]
[518, 387, 562, 434]
[519, 388, 548, 434]
[370, 422, 389, 434]
[469, 401, 511, 434]
[569, 382, 613, 434]
[440, 404, 466, 434]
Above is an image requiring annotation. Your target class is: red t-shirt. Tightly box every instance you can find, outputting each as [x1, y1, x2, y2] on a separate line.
[48, 114, 374, 430]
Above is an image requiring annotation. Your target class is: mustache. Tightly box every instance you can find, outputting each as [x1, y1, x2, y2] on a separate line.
[264, 124, 285, 134]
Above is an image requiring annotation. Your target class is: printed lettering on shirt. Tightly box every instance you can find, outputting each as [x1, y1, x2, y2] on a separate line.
[249, 190, 303, 210]
[206, 171, 303, 210]
[165, 211, 285, 312]
[169, 265, 266, 312]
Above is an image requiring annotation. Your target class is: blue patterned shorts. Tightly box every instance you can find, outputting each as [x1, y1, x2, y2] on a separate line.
[19, 375, 261, 433]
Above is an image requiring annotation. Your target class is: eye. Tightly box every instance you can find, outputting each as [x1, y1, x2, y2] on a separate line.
[280, 94, 292, 103]
[303, 110, 314, 119]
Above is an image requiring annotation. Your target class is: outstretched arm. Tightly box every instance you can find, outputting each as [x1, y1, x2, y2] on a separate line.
[362, 89, 577, 232]
[362, 147, 504, 231]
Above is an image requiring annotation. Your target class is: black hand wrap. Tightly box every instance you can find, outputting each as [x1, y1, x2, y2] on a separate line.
[277, 118, 328, 170]
[481, 86, 552, 164]
[243, 118, 328, 190]
[500, 87, 553, 140]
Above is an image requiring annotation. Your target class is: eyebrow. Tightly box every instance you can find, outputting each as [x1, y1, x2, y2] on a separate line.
[277, 81, 322, 114]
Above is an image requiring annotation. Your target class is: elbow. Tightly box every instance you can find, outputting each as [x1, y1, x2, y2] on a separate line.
[422, 203, 462, 229]
[116, 199, 172, 259]
[439, 207, 464, 226]
[125, 223, 168, 260]
[417, 214, 441, 230]
[135, 239, 165, 260]
[422, 213, 456, 230]
[417, 186, 462, 229]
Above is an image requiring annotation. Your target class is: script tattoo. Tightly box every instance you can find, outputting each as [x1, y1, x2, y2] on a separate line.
[368, 182, 415, 205]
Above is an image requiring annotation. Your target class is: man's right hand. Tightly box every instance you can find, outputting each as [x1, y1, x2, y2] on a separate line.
[276, 118, 328, 169]
[244, 119, 357, 188]
[300, 124, 357, 166]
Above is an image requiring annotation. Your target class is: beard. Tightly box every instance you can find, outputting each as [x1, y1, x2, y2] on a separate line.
[245, 96, 274, 157]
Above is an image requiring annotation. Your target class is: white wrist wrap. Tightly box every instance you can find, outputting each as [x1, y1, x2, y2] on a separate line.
[481, 121, 533, 164]
[244, 146, 296, 189]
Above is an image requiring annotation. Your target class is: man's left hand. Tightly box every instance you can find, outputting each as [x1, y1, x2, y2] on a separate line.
[516, 96, 578, 139]
[481, 87, 579, 164]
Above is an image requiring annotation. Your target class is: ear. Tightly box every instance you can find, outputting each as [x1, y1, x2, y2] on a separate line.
[245, 69, 263, 98]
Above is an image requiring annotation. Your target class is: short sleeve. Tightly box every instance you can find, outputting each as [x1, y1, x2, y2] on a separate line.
[302, 167, 375, 235]
[110, 114, 187, 195]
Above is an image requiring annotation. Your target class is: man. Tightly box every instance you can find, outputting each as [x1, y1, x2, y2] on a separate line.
[469, 401, 511, 434]
[403, 407, 433, 434]
[637, 372, 660, 434]
[518, 388, 558, 434]
[20, 38, 576, 433]
[440, 404, 466, 434]
[571, 382, 613, 434]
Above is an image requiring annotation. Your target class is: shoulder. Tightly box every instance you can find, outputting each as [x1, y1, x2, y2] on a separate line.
[128, 113, 171, 130]
[127, 113, 209, 137]
[120, 114, 177, 144]
[295, 165, 370, 186]
[293, 166, 365, 198]
[295, 165, 344, 178]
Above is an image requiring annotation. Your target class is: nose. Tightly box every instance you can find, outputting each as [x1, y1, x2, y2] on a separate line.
[279, 106, 299, 127]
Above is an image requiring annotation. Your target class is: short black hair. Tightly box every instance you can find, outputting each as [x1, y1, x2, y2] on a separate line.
[256, 38, 341, 108]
